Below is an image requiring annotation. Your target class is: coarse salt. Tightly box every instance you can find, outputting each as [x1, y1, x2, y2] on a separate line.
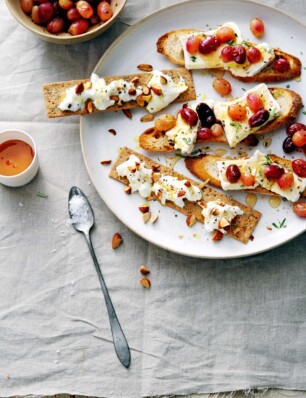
[69, 195, 90, 225]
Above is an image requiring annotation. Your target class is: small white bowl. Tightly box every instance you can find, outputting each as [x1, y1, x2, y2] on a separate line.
[0, 129, 39, 187]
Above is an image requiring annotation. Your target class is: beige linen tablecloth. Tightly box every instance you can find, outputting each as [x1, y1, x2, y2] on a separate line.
[1, 0, 306, 397]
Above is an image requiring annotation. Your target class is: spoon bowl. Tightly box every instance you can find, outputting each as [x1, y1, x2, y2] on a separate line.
[68, 186, 131, 368]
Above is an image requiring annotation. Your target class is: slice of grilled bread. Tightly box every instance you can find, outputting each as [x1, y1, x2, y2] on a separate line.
[43, 68, 196, 118]
[184, 153, 306, 198]
[109, 147, 261, 243]
[157, 29, 301, 82]
[139, 88, 302, 152]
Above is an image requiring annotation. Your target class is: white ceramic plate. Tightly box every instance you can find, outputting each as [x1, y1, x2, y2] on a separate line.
[81, 0, 306, 258]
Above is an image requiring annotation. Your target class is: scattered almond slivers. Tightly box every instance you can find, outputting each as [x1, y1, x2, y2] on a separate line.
[150, 214, 159, 224]
[86, 100, 93, 113]
[186, 214, 196, 227]
[140, 265, 150, 275]
[140, 114, 154, 123]
[122, 109, 132, 119]
[75, 82, 84, 95]
[212, 230, 224, 241]
[142, 212, 151, 223]
[139, 203, 150, 213]
[137, 64, 153, 72]
[124, 186, 132, 195]
[112, 232, 123, 249]
[100, 160, 112, 165]
[140, 277, 151, 288]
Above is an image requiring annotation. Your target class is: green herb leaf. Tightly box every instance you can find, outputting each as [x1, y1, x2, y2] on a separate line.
[191, 56, 197, 62]
[272, 218, 287, 229]
[36, 192, 48, 199]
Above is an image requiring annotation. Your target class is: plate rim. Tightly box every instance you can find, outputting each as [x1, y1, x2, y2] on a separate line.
[80, 0, 306, 259]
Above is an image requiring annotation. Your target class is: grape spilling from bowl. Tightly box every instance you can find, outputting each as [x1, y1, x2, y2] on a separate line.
[20, 0, 113, 36]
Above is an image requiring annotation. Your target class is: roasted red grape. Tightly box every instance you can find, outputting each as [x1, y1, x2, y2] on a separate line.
[292, 130, 306, 147]
[199, 36, 220, 55]
[196, 103, 216, 127]
[246, 93, 264, 113]
[232, 45, 246, 64]
[212, 78, 231, 96]
[21, 0, 34, 14]
[292, 159, 306, 178]
[248, 109, 269, 128]
[97, 1, 113, 22]
[228, 104, 247, 121]
[197, 127, 212, 141]
[180, 107, 198, 126]
[247, 47, 262, 64]
[210, 124, 223, 137]
[277, 172, 294, 190]
[282, 136, 296, 154]
[67, 7, 81, 21]
[221, 45, 233, 63]
[68, 18, 89, 35]
[216, 26, 236, 43]
[226, 164, 241, 183]
[264, 164, 284, 179]
[250, 17, 264, 38]
[186, 36, 201, 54]
[240, 173, 256, 186]
[38, 2, 54, 23]
[47, 16, 65, 32]
[274, 58, 290, 73]
[293, 202, 306, 218]
[76, 1, 93, 19]
[286, 122, 306, 136]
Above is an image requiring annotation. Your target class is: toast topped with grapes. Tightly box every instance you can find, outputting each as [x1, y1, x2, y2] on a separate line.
[139, 85, 302, 153]
[109, 147, 261, 243]
[184, 150, 306, 202]
[43, 68, 195, 118]
[157, 23, 301, 82]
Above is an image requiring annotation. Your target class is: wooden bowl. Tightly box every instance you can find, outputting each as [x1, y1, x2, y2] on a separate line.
[5, 0, 127, 44]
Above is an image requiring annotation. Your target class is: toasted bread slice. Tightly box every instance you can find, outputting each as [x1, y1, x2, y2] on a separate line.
[139, 88, 302, 152]
[43, 68, 196, 118]
[109, 147, 261, 243]
[157, 29, 301, 82]
[185, 153, 306, 198]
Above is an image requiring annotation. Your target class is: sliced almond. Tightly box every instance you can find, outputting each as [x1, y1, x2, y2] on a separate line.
[184, 181, 191, 187]
[84, 81, 92, 90]
[142, 94, 152, 103]
[75, 82, 84, 95]
[150, 214, 159, 224]
[142, 85, 150, 95]
[151, 86, 163, 96]
[140, 277, 151, 288]
[160, 75, 168, 85]
[136, 95, 145, 107]
[100, 160, 112, 165]
[142, 212, 151, 223]
[219, 217, 230, 229]
[128, 88, 137, 96]
[122, 109, 133, 119]
[152, 165, 160, 172]
[112, 232, 123, 249]
[186, 214, 196, 227]
[128, 165, 137, 173]
[212, 209, 220, 216]
[131, 76, 139, 84]
[199, 179, 210, 189]
[137, 64, 153, 72]
[139, 203, 150, 213]
[152, 172, 161, 182]
[212, 230, 223, 241]
[177, 190, 186, 198]
[140, 114, 154, 122]
[140, 265, 150, 275]
[117, 99, 123, 107]
[124, 186, 132, 195]
[108, 128, 117, 135]
[86, 101, 93, 113]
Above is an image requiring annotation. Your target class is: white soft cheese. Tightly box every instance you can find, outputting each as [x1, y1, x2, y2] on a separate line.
[146, 70, 188, 113]
[116, 155, 153, 198]
[201, 200, 243, 234]
[116, 155, 202, 208]
[180, 22, 275, 77]
[214, 83, 282, 148]
[216, 150, 306, 202]
[152, 175, 202, 208]
[165, 103, 200, 154]
[59, 73, 142, 112]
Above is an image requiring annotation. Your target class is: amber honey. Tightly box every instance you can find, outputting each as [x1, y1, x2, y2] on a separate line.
[0, 140, 34, 176]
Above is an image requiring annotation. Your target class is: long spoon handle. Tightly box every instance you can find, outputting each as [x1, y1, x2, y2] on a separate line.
[84, 232, 131, 368]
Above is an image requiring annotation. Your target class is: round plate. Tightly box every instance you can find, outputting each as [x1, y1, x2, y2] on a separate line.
[80, 0, 306, 258]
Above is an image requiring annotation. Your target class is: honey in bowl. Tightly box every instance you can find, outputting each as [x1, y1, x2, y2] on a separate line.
[0, 139, 34, 176]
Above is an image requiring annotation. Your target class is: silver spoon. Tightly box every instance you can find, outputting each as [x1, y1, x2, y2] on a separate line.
[68, 186, 131, 368]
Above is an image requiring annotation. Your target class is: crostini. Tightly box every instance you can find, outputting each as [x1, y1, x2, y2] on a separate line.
[157, 22, 301, 82]
[109, 147, 261, 243]
[43, 68, 195, 118]
[139, 84, 302, 153]
[185, 150, 306, 202]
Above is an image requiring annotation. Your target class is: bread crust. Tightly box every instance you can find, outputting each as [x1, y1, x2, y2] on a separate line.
[157, 29, 301, 82]
[43, 68, 196, 118]
[139, 88, 303, 152]
[109, 147, 261, 243]
[184, 153, 306, 198]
